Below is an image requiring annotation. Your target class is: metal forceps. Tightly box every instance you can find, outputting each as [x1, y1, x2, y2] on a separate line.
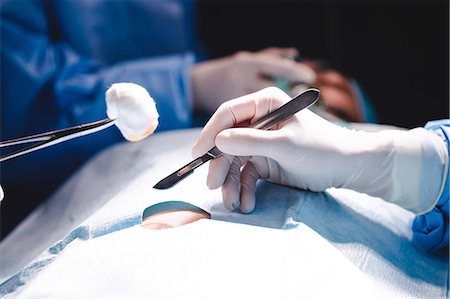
[0, 118, 116, 162]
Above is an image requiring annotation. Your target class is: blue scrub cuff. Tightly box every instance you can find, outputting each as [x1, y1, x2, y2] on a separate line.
[412, 120, 450, 253]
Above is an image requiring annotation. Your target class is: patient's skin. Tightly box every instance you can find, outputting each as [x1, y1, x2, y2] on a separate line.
[142, 209, 211, 230]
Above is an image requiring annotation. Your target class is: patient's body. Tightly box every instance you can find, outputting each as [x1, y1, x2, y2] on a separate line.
[2, 197, 389, 299]
[141, 201, 211, 230]
[2, 187, 445, 298]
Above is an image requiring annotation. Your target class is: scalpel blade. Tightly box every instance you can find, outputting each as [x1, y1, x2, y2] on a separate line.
[153, 152, 213, 189]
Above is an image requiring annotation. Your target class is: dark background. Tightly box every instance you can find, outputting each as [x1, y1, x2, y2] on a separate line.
[197, 1, 449, 128]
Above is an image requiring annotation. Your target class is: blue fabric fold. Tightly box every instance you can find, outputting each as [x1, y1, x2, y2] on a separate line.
[412, 119, 449, 253]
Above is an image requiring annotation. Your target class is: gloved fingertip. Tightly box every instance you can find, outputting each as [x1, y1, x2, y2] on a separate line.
[223, 195, 239, 211]
[239, 192, 256, 213]
[240, 203, 254, 214]
[206, 174, 222, 190]
[222, 183, 240, 211]
[207, 157, 231, 189]
[230, 199, 240, 211]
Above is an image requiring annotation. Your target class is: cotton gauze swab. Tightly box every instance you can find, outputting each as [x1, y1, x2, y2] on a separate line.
[106, 83, 159, 142]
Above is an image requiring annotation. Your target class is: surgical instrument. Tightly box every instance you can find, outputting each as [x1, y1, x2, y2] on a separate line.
[153, 88, 320, 190]
[0, 118, 116, 162]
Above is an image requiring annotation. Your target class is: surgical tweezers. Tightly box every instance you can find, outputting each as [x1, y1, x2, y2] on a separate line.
[0, 118, 116, 162]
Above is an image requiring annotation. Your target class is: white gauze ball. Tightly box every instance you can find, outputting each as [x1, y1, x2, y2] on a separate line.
[105, 83, 159, 142]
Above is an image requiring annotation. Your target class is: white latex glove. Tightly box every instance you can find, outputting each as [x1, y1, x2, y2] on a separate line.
[191, 47, 316, 112]
[192, 87, 448, 214]
[0, 185, 3, 202]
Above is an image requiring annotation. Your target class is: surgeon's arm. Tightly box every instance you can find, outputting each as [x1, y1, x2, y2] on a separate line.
[0, 2, 195, 212]
[1, 3, 193, 145]
[192, 87, 448, 250]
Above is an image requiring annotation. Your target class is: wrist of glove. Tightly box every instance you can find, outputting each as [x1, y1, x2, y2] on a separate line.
[341, 127, 448, 214]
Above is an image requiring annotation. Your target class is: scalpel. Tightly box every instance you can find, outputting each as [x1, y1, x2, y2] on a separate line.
[153, 88, 320, 190]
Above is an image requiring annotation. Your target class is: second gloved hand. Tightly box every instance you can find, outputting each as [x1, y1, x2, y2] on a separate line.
[191, 48, 315, 113]
[192, 87, 447, 214]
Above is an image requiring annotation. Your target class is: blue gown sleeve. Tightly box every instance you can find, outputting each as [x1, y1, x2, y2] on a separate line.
[1, 6, 193, 141]
[0, 0, 195, 214]
[1, 0, 193, 171]
[412, 120, 450, 253]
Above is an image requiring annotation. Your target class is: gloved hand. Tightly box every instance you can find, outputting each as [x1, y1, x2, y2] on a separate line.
[0, 185, 4, 202]
[192, 87, 448, 214]
[191, 47, 315, 112]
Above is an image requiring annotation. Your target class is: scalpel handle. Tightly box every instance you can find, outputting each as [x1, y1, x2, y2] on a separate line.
[204, 88, 320, 158]
[153, 88, 320, 189]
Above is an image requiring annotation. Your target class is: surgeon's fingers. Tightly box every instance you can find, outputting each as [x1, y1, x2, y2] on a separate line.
[222, 157, 247, 211]
[239, 161, 261, 213]
[257, 47, 299, 59]
[255, 56, 316, 85]
[207, 154, 234, 189]
[216, 127, 285, 161]
[192, 87, 290, 158]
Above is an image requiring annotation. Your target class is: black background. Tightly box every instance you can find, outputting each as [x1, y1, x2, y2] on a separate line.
[197, 1, 449, 128]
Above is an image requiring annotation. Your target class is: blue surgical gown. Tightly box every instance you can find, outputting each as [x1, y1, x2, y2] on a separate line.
[0, 0, 201, 232]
